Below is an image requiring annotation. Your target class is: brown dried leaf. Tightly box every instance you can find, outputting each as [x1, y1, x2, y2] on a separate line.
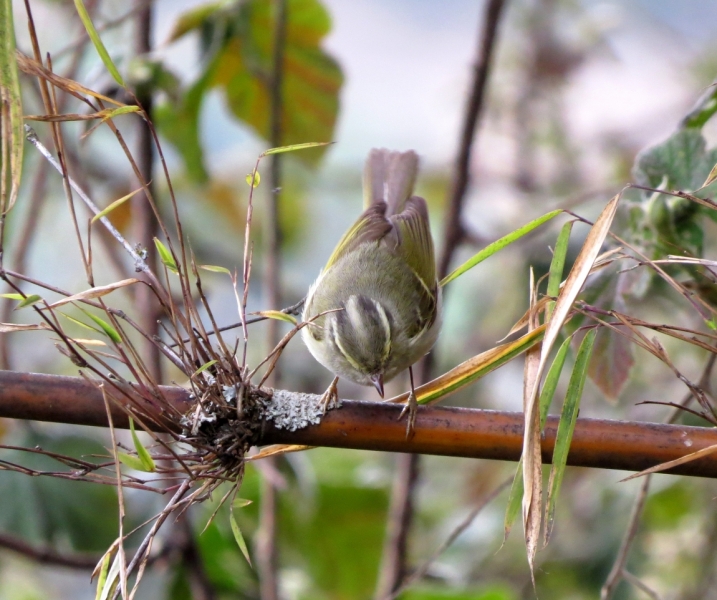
[48, 278, 139, 308]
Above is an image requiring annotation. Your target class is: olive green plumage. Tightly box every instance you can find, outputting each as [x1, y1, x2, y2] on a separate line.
[302, 148, 441, 396]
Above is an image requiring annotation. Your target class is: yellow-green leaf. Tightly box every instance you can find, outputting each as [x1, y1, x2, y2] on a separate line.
[117, 451, 147, 471]
[14, 294, 42, 309]
[0, 293, 24, 300]
[154, 238, 178, 274]
[229, 510, 252, 567]
[245, 172, 261, 188]
[129, 418, 156, 472]
[262, 141, 332, 156]
[92, 189, 142, 223]
[0, 0, 23, 213]
[440, 210, 562, 287]
[73, 0, 125, 87]
[199, 264, 232, 275]
[253, 310, 298, 325]
[193, 360, 218, 377]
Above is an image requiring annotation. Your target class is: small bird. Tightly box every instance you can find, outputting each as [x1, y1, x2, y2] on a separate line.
[302, 148, 442, 434]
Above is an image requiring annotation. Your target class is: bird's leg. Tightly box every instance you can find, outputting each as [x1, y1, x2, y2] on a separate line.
[319, 376, 340, 414]
[398, 366, 418, 439]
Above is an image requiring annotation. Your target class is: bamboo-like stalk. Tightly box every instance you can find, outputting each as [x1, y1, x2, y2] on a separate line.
[1, 370, 716, 478]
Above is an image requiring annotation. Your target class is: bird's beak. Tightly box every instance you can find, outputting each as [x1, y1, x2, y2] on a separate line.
[370, 374, 384, 398]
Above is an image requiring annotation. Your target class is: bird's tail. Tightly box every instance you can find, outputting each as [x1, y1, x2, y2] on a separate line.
[363, 148, 419, 217]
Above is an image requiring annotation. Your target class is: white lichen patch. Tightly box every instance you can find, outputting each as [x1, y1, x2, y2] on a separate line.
[262, 389, 341, 431]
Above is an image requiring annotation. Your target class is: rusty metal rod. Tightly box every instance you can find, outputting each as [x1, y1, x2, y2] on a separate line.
[0, 370, 716, 477]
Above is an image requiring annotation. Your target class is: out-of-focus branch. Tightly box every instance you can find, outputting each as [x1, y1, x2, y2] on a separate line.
[377, 1, 508, 597]
[2, 371, 717, 478]
[0, 532, 99, 569]
[256, 1, 288, 598]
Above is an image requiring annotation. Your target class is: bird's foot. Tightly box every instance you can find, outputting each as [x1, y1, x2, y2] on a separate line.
[398, 389, 418, 440]
[319, 376, 340, 414]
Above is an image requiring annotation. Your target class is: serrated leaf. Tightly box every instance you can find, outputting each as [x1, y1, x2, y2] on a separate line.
[48, 279, 139, 308]
[440, 210, 562, 287]
[253, 310, 298, 325]
[229, 510, 252, 567]
[544, 329, 596, 545]
[199, 264, 232, 274]
[73, 0, 124, 87]
[86, 312, 122, 344]
[92, 189, 142, 223]
[245, 172, 261, 188]
[129, 418, 155, 472]
[14, 294, 42, 309]
[0, 0, 23, 213]
[154, 238, 178, 274]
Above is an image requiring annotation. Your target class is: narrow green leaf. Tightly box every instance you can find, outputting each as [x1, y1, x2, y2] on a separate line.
[94, 551, 111, 600]
[129, 418, 156, 472]
[60, 312, 102, 334]
[14, 294, 42, 309]
[253, 310, 298, 325]
[503, 336, 571, 542]
[440, 210, 562, 287]
[117, 451, 147, 471]
[73, 0, 125, 87]
[229, 510, 252, 567]
[261, 141, 333, 156]
[86, 312, 122, 344]
[546, 221, 573, 320]
[233, 498, 253, 509]
[0, 0, 24, 213]
[154, 238, 178, 274]
[100, 105, 140, 119]
[544, 329, 597, 545]
[92, 188, 141, 223]
[503, 457, 524, 543]
[193, 360, 218, 377]
[0, 293, 24, 300]
[245, 172, 260, 188]
[199, 264, 231, 275]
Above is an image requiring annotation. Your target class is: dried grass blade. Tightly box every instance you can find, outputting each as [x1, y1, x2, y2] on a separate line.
[48, 278, 139, 308]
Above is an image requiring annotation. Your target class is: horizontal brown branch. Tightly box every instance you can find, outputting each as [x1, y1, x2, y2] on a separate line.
[1, 370, 716, 477]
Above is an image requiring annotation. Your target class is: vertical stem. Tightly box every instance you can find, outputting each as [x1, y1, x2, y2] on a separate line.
[257, 1, 287, 599]
[134, 0, 161, 381]
[374, 2, 508, 597]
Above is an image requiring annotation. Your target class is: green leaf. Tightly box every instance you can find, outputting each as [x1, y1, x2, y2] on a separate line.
[92, 188, 142, 223]
[440, 210, 562, 287]
[0, 293, 24, 300]
[14, 294, 42, 309]
[0, 0, 23, 213]
[161, 0, 343, 179]
[229, 510, 252, 567]
[199, 264, 232, 274]
[154, 238, 179, 274]
[546, 221, 573, 319]
[682, 86, 717, 130]
[129, 418, 156, 472]
[193, 360, 218, 376]
[253, 310, 298, 325]
[233, 498, 253, 509]
[60, 312, 102, 334]
[73, 0, 125, 87]
[94, 551, 112, 600]
[544, 328, 597, 544]
[245, 171, 261, 188]
[86, 312, 122, 344]
[117, 451, 147, 471]
[261, 141, 332, 156]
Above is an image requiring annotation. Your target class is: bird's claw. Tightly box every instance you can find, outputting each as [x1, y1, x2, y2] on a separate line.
[319, 376, 340, 414]
[398, 390, 418, 440]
